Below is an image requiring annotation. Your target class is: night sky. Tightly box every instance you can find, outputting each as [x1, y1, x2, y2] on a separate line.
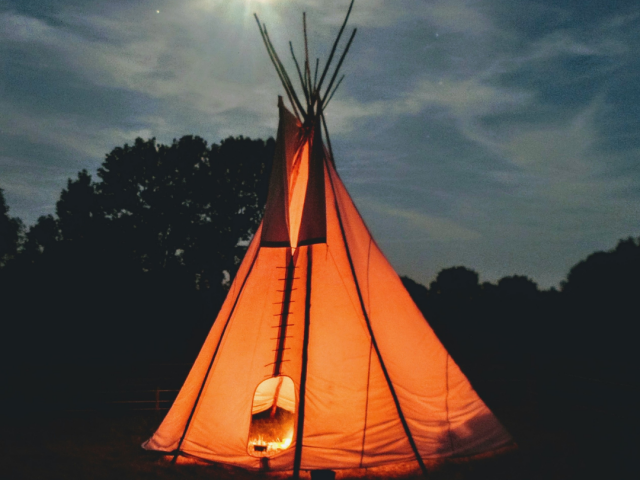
[1, 0, 638, 289]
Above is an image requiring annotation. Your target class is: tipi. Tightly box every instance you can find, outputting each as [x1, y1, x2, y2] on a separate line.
[143, 1, 512, 476]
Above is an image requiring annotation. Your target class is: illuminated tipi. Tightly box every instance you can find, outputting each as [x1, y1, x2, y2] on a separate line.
[143, 1, 512, 476]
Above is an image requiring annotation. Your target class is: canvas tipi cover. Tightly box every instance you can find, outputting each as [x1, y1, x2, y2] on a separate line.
[143, 2, 512, 474]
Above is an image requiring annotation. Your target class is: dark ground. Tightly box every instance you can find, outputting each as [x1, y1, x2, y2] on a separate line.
[1, 363, 637, 480]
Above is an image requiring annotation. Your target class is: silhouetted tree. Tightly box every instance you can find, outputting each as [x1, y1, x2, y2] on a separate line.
[0, 188, 23, 267]
[21, 215, 61, 262]
[429, 266, 480, 299]
[560, 237, 640, 375]
[56, 170, 97, 244]
[489, 275, 541, 366]
[406, 269, 547, 374]
[497, 275, 538, 299]
[93, 135, 274, 289]
[423, 267, 482, 364]
[2, 135, 275, 365]
[562, 237, 640, 299]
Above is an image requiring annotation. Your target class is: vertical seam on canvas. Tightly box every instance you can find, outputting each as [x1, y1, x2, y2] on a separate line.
[446, 353, 455, 454]
[359, 237, 373, 467]
[366, 238, 372, 313]
[360, 341, 373, 467]
[324, 156, 428, 477]
[293, 245, 313, 478]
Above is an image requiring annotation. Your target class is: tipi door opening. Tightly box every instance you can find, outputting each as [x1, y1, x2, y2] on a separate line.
[247, 375, 296, 457]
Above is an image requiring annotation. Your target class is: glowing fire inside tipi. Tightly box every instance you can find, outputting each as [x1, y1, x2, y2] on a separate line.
[247, 376, 296, 457]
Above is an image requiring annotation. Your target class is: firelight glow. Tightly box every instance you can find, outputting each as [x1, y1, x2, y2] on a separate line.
[248, 429, 294, 457]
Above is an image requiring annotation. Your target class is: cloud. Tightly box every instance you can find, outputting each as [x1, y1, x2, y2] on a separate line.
[503, 101, 599, 172]
[0, 8, 279, 124]
[471, 95, 636, 205]
[359, 197, 481, 242]
[0, 11, 50, 41]
[283, 0, 405, 28]
[0, 99, 153, 161]
[397, 77, 531, 118]
[420, 0, 493, 36]
[530, 30, 628, 59]
[319, 64, 533, 131]
[0, 2, 515, 137]
[303, 0, 494, 34]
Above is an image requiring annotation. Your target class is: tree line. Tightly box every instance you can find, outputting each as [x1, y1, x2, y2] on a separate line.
[1, 135, 638, 380]
[0, 135, 274, 364]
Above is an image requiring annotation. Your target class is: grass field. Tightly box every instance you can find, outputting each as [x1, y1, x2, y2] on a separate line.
[2, 397, 636, 480]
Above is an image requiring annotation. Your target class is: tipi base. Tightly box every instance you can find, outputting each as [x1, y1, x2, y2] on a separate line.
[163, 443, 517, 478]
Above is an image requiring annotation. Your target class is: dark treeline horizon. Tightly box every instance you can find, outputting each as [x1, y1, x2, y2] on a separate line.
[1, 135, 638, 386]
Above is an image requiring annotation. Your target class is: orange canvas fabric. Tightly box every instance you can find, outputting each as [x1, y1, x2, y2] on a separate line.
[142, 105, 512, 470]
